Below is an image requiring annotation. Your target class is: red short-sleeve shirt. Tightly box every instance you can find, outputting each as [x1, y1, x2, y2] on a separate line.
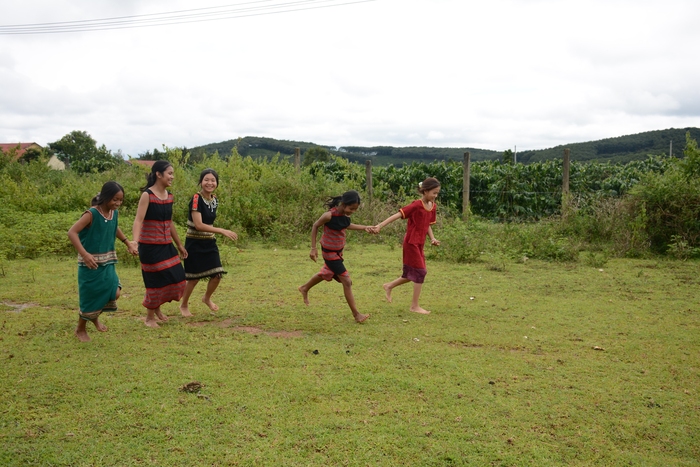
[400, 199, 436, 245]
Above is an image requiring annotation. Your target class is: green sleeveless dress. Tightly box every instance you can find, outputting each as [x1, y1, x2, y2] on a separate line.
[77, 207, 120, 321]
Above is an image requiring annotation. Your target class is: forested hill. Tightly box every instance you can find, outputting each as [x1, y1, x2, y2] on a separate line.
[517, 128, 700, 163]
[188, 137, 501, 165]
[187, 128, 700, 166]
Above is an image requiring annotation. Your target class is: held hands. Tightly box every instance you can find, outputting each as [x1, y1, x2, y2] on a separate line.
[309, 247, 318, 262]
[430, 238, 441, 246]
[366, 225, 381, 234]
[126, 241, 139, 256]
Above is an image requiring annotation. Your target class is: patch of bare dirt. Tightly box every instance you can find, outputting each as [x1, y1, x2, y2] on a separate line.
[1, 301, 39, 313]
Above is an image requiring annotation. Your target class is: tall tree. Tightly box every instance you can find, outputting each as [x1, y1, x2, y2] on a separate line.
[49, 130, 118, 173]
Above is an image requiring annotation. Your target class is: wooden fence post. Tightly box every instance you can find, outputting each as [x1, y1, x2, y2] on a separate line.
[562, 148, 570, 195]
[365, 159, 373, 201]
[365, 159, 373, 222]
[462, 151, 471, 221]
[562, 148, 571, 217]
[294, 147, 300, 173]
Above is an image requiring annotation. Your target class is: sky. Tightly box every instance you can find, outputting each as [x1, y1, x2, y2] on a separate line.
[1, 0, 699, 157]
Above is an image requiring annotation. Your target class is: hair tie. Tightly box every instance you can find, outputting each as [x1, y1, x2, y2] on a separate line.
[419, 182, 423, 188]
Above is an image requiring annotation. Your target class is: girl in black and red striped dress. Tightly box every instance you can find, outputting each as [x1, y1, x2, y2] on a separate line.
[298, 190, 373, 323]
[132, 160, 187, 328]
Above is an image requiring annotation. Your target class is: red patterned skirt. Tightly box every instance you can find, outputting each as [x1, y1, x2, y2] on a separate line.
[139, 243, 186, 309]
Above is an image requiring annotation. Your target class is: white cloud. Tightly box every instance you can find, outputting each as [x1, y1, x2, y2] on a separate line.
[1, 0, 699, 156]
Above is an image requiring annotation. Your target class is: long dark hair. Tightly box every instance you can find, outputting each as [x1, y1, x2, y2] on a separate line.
[141, 160, 173, 191]
[325, 190, 361, 209]
[92, 181, 124, 207]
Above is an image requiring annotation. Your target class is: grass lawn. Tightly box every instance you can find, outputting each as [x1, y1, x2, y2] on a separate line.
[1, 243, 699, 466]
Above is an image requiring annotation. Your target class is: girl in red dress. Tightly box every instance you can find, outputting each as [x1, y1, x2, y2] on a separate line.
[373, 177, 441, 314]
[298, 190, 373, 323]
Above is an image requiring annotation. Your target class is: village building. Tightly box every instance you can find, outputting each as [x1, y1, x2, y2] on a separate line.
[0, 142, 66, 170]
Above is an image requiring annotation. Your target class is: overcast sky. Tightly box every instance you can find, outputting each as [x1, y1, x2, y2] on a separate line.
[1, 0, 698, 157]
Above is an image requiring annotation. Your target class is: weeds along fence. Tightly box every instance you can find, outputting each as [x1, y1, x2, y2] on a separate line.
[0, 147, 685, 261]
[308, 152, 674, 222]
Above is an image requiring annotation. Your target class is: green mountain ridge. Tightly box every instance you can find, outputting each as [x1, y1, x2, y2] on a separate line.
[188, 127, 700, 165]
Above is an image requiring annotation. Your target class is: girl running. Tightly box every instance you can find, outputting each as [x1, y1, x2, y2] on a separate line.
[298, 190, 373, 323]
[132, 160, 187, 328]
[179, 168, 238, 316]
[372, 177, 441, 314]
[67, 181, 138, 342]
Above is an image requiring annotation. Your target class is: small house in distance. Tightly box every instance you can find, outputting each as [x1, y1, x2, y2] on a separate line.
[0, 142, 65, 170]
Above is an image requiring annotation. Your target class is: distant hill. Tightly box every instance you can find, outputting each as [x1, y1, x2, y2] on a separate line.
[187, 128, 700, 166]
[517, 128, 700, 164]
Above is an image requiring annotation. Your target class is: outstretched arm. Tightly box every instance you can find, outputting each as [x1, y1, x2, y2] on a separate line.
[348, 223, 372, 231]
[371, 212, 403, 233]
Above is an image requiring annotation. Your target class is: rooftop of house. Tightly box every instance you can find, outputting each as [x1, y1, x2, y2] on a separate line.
[0, 142, 43, 161]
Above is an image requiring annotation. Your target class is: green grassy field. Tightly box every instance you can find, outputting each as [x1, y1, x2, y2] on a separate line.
[1, 244, 699, 466]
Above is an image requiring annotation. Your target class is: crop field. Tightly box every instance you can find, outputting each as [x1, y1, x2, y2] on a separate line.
[1, 243, 699, 466]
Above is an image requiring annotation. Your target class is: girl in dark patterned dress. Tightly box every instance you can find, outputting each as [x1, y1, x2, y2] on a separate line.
[298, 190, 373, 323]
[372, 177, 441, 314]
[132, 160, 187, 328]
[179, 168, 238, 316]
[68, 181, 139, 342]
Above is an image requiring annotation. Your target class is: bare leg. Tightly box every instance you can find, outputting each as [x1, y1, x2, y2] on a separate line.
[410, 282, 430, 314]
[180, 279, 199, 317]
[145, 308, 160, 328]
[383, 277, 410, 303]
[75, 317, 90, 342]
[154, 306, 169, 322]
[339, 275, 369, 323]
[202, 276, 221, 311]
[298, 274, 324, 306]
[93, 317, 108, 332]
[94, 288, 118, 331]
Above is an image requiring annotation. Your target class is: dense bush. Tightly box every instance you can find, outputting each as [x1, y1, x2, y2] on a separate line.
[1, 136, 699, 263]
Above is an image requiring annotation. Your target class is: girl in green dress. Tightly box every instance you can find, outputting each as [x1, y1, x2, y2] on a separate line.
[67, 181, 138, 342]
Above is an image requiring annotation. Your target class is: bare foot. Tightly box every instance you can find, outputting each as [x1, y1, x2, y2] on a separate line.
[354, 313, 370, 323]
[179, 305, 193, 317]
[154, 310, 169, 322]
[93, 319, 108, 332]
[202, 297, 219, 311]
[298, 286, 310, 306]
[410, 306, 431, 315]
[144, 318, 160, 328]
[75, 329, 91, 342]
[383, 283, 393, 303]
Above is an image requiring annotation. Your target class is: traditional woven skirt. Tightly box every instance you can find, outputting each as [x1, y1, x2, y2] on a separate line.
[139, 243, 186, 309]
[183, 238, 226, 280]
[78, 263, 120, 321]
